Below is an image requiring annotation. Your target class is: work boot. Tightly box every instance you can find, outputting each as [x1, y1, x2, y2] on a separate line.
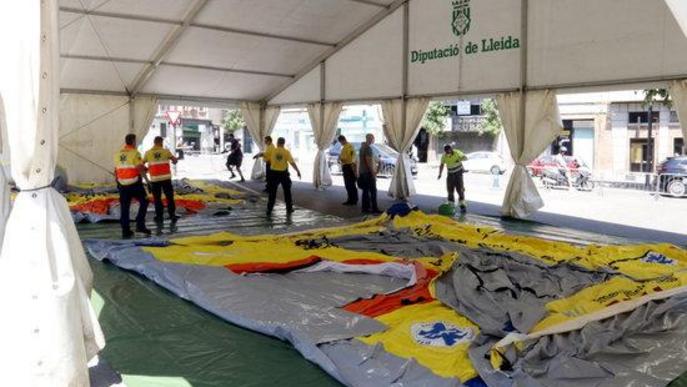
[122, 230, 134, 239]
[286, 207, 295, 214]
[136, 226, 152, 236]
[230, 173, 236, 179]
[459, 200, 467, 212]
[170, 214, 181, 222]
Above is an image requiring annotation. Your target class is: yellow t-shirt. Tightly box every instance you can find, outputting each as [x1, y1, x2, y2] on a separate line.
[270, 147, 294, 172]
[263, 144, 276, 163]
[339, 143, 356, 165]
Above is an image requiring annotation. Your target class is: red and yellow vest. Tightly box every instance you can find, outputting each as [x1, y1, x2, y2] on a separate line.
[144, 146, 174, 182]
[114, 145, 143, 186]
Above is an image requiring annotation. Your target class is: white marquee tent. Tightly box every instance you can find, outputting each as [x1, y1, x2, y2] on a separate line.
[0, 0, 686, 385]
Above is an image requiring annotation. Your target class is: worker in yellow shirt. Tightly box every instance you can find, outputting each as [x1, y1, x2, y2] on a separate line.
[438, 144, 468, 212]
[144, 136, 179, 223]
[253, 135, 275, 192]
[114, 133, 151, 238]
[267, 137, 302, 216]
[338, 135, 358, 205]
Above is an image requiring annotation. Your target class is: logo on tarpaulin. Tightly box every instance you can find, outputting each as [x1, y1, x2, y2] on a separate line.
[411, 321, 473, 347]
[451, 0, 471, 37]
[641, 252, 676, 266]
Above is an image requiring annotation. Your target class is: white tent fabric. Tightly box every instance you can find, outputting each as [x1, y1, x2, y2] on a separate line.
[381, 98, 430, 200]
[497, 90, 563, 218]
[59, 94, 158, 184]
[0, 1, 104, 385]
[665, 0, 687, 38]
[308, 102, 344, 189]
[670, 80, 687, 144]
[0, 95, 11, 247]
[241, 102, 281, 180]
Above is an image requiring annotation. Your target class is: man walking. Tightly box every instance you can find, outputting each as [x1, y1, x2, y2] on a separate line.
[358, 133, 382, 214]
[338, 135, 358, 205]
[114, 134, 151, 238]
[253, 136, 275, 192]
[144, 136, 179, 222]
[438, 144, 468, 212]
[266, 137, 302, 216]
[226, 134, 245, 182]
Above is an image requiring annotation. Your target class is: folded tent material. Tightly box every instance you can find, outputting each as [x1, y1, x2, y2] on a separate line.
[86, 210, 687, 386]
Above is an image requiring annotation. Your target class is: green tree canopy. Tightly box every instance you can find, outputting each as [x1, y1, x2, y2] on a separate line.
[479, 98, 502, 136]
[422, 101, 451, 136]
[642, 88, 671, 109]
[223, 109, 245, 133]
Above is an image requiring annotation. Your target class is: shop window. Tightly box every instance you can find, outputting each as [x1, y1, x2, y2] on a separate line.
[675, 138, 685, 156]
[628, 111, 659, 124]
[670, 111, 680, 123]
[629, 138, 650, 172]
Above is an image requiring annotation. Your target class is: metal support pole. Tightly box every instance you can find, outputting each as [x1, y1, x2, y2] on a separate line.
[517, 0, 529, 157]
[128, 96, 135, 134]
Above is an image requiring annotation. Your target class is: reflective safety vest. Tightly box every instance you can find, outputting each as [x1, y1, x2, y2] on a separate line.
[144, 146, 174, 182]
[114, 145, 143, 186]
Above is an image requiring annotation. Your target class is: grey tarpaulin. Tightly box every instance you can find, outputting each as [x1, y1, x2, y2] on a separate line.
[85, 239, 420, 385]
[435, 247, 612, 336]
[320, 340, 462, 387]
[469, 294, 687, 387]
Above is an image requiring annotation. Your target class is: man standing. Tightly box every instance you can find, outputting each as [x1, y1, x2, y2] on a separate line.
[226, 134, 245, 182]
[438, 144, 468, 212]
[253, 136, 275, 192]
[114, 134, 151, 238]
[338, 135, 358, 205]
[144, 136, 179, 222]
[358, 133, 382, 214]
[266, 137, 302, 216]
[554, 147, 572, 190]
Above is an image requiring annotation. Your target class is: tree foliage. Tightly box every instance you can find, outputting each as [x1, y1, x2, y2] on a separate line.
[643, 88, 671, 109]
[422, 101, 451, 136]
[222, 109, 245, 133]
[479, 98, 502, 136]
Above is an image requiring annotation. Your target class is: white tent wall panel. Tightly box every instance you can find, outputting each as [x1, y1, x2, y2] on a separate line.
[166, 27, 327, 75]
[142, 65, 287, 100]
[528, 0, 687, 88]
[59, 13, 175, 61]
[408, 0, 522, 96]
[60, 58, 145, 92]
[324, 7, 403, 101]
[60, 14, 109, 58]
[194, 0, 381, 44]
[270, 66, 321, 105]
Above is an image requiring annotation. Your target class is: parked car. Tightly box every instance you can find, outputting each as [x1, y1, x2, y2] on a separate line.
[462, 151, 506, 175]
[528, 155, 580, 177]
[327, 142, 418, 178]
[657, 156, 687, 197]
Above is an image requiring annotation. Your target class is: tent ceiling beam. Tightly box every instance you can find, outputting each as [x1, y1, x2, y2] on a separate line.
[343, 0, 389, 8]
[264, 0, 407, 102]
[61, 54, 294, 78]
[60, 7, 335, 47]
[60, 88, 249, 105]
[129, 0, 209, 96]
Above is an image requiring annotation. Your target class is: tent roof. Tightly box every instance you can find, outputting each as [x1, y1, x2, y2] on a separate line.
[60, 0, 687, 106]
[59, 0, 398, 102]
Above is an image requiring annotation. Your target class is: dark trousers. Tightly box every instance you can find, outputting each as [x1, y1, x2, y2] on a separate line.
[358, 173, 379, 212]
[264, 162, 271, 190]
[151, 179, 176, 219]
[342, 164, 358, 204]
[267, 170, 293, 213]
[447, 171, 465, 202]
[118, 181, 148, 232]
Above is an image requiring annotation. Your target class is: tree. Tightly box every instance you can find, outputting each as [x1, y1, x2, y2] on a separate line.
[479, 98, 502, 136]
[642, 88, 671, 109]
[222, 109, 245, 133]
[422, 101, 451, 136]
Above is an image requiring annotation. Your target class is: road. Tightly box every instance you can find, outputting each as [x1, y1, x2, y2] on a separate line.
[176, 153, 686, 241]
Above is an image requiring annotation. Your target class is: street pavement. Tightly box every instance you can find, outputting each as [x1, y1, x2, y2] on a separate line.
[176, 153, 686, 245]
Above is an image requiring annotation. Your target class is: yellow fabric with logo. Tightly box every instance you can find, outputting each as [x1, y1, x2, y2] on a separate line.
[269, 147, 294, 172]
[262, 143, 275, 163]
[358, 301, 479, 382]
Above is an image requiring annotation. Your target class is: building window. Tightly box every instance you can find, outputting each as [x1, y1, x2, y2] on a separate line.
[675, 138, 685, 156]
[629, 138, 650, 172]
[670, 111, 680, 123]
[628, 111, 659, 124]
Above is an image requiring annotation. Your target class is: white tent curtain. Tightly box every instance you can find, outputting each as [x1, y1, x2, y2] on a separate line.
[0, 95, 11, 247]
[0, 1, 104, 385]
[670, 80, 687, 145]
[382, 97, 430, 200]
[665, 0, 687, 38]
[241, 102, 281, 180]
[308, 102, 344, 189]
[59, 94, 158, 184]
[497, 90, 563, 218]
